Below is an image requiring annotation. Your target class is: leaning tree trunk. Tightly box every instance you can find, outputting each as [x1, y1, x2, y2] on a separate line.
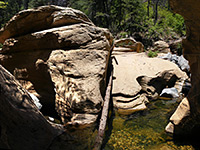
[154, 0, 159, 25]
[0, 65, 63, 150]
[93, 70, 113, 150]
[147, 0, 150, 17]
[23, 0, 29, 9]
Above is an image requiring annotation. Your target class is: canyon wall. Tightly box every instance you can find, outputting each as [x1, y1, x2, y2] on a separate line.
[166, 0, 200, 136]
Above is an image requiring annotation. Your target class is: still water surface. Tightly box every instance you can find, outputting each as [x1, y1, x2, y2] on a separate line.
[49, 99, 195, 150]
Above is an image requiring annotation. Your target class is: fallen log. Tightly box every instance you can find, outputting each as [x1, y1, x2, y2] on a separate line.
[93, 69, 113, 150]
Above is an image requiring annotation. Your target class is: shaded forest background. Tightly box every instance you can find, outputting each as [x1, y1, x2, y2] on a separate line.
[0, 0, 185, 47]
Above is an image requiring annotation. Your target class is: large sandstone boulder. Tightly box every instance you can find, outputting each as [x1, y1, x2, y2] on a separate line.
[0, 5, 94, 44]
[112, 52, 188, 115]
[165, 0, 200, 136]
[0, 5, 113, 126]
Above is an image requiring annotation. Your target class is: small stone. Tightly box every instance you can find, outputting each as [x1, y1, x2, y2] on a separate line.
[170, 98, 190, 125]
[165, 122, 174, 134]
[48, 117, 55, 122]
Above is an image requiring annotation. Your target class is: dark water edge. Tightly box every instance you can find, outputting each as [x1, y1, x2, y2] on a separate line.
[49, 98, 196, 150]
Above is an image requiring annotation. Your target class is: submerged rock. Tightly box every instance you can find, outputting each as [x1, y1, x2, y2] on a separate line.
[0, 5, 113, 126]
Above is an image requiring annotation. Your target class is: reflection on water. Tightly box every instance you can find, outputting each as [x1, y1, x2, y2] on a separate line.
[49, 98, 195, 150]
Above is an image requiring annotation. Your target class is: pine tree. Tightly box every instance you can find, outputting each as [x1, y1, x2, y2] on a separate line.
[23, 0, 29, 9]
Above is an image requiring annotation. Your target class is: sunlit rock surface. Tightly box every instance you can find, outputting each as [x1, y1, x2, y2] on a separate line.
[0, 5, 113, 126]
[112, 52, 188, 115]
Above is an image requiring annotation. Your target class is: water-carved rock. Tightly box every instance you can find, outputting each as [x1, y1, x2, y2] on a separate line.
[112, 52, 187, 115]
[0, 5, 113, 126]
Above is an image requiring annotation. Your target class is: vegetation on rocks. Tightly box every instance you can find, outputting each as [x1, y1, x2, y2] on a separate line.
[147, 50, 158, 57]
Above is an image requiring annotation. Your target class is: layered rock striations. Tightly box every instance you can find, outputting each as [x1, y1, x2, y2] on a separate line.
[0, 5, 113, 126]
[166, 0, 200, 136]
[112, 52, 188, 115]
[0, 5, 94, 43]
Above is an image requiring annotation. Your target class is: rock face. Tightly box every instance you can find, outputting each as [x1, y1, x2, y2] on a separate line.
[169, 39, 182, 55]
[112, 52, 187, 115]
[0, 5, 113, 126]
[0, 64, 63, 150]
[165, 0, 200, 136]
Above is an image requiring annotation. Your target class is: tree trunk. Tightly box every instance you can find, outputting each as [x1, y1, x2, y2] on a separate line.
[93, 68, 113, 150]
[154, 0, 159, 25]
[23, 0, 29, 9]
[147, 0, 150, 17]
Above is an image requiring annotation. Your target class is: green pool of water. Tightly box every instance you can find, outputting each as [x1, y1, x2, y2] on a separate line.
[104, 99, 195, 150]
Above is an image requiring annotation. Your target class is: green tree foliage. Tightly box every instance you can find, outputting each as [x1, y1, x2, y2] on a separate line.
[0, 0, 22, 27]
[29, 0, 50, 7]
[121, 0, 147, 34]
[0, 0, 185, 47]
[87, 0, 109, 28]
[109, 0, 126, 32]
[0, 1, 7, 9]
[0, 1, 7, 27]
